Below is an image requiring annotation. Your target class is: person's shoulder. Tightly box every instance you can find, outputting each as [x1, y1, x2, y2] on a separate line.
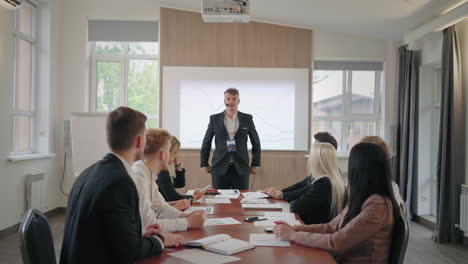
[238, 112, 253, 119]
[210, 112, 224, 119]
[312, 176, 332, 186]
[361, 194, 393, 217]
[157, 170, 171, 181]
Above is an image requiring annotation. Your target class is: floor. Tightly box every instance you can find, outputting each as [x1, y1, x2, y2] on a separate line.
[1, 212, 468, 264]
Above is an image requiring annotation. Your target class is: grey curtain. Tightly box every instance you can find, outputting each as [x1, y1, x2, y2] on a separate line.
[432, 26, 464, 243]
[396, 46, 419, 220]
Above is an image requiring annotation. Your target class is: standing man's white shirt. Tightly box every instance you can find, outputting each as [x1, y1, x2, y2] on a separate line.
[131, 160, 188, 232]
[224, 111, 239, 139]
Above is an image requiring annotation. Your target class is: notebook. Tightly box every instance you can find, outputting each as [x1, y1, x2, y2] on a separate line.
[186, 234, 255, 255]
[240, 198, 269, 204]
[241, 192, 269, 199]
[184, 206, 214, 214]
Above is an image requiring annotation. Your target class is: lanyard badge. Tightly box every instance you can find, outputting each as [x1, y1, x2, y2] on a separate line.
[227, 138, 236, 152]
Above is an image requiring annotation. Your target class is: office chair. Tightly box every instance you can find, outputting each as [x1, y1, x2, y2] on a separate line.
[389, 206, 410, 264]
[19, 209, 57, 264]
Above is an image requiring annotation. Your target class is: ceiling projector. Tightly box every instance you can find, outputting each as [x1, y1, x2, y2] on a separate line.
[201, 0, 250, 23]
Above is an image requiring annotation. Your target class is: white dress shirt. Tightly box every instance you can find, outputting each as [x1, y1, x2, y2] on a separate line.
[224, 111, 239, 139]
[131, 160, 188, 232]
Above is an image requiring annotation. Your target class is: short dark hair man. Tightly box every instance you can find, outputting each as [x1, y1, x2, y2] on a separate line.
[60, 107, 183, 264]
[200, 88, 261, 189]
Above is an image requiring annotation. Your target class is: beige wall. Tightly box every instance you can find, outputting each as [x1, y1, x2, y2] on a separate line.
[0, 0, 62, 230]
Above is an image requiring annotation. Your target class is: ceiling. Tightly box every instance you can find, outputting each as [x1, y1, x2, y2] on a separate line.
[159, 0, 465, 40]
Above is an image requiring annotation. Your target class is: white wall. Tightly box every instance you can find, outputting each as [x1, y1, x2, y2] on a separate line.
[57, 0, 162, 192]
[312, 30, 399, 171]
[456, 21, 468, 185]
[0, 0, 63, 231]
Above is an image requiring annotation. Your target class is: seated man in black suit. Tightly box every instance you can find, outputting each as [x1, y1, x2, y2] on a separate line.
[60, 107, 184, 264]
[262, 132, 338, 201]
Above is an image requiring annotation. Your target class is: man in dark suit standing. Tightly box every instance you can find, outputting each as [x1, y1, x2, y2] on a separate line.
[60, 107, 183, 264]
[200, 88, 261, 190]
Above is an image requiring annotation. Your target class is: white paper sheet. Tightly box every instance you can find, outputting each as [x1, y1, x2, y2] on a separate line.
[241, 203, 282, 209]
[204, 217, 242, 226]
[249, 234, 291, 247]
[168, 249, 241, 264]
[214, 194, 240, 199]
[253, 220, 301, 227]
[218, 189, 240, 194]
[205, 198, 232, 204]
[185, 189, 196, 195]
[240, 198, 270, 204]
[263, 212, 296, 221]
[241, 192, 269, 199]
[184, 207, 214, 214]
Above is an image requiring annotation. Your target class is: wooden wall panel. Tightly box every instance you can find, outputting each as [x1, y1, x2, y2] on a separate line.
[176, 150, 308, 193]
[236, 22, 312, 68]
[160, 8, 312, 68]
[160, 8, 313, 191]
[160, 8, 236, 67]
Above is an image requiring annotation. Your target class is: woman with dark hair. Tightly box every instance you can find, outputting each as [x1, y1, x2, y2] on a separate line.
[274, 142, 400, 263]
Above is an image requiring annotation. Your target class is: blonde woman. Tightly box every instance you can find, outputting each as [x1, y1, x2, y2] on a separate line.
[157, 136, 205, 203]
[289, 143, 346, 224]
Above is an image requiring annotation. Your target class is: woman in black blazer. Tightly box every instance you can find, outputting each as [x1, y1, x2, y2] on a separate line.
[289, 143, 347, 224]
[157, 136, 205, 202]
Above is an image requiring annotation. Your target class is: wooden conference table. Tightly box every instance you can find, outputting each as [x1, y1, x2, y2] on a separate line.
[137, 192, 336, 264]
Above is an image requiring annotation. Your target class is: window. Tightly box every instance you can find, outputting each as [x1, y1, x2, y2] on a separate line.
[88, 20, 159, 128]
[90, 42, 159, 127]
[312, 61, 383, 154]
[12, 1, 37, 154]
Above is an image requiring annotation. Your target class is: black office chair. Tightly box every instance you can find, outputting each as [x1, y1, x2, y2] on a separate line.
[19, 209, 57, 264]
[389, 206, 410, 264]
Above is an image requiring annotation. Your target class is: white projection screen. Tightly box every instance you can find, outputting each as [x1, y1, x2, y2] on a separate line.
[162, 67, 309, 151]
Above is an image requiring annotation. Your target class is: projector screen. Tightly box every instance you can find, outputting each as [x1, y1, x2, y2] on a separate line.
[162, 67, 309, 151]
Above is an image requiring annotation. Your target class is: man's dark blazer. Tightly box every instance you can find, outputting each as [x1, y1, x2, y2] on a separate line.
[200, 111, 261, 176]
[59, 153, 162, 264]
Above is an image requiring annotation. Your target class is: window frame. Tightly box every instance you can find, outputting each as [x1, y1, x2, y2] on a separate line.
[89, 41, 159, 125]
[12, 0, 38, 155]
[312, 66, 382, 155]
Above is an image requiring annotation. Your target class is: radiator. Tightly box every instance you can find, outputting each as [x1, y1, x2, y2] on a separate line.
[461, 185, 468, 234]
[25, 173, 46, 212]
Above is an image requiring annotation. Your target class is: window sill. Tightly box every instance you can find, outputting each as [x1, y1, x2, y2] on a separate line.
[8, 153, 56, 162]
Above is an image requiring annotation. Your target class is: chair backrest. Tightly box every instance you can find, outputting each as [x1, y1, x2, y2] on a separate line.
[389, 206, 410, 264]
[19, 209, 57, 264]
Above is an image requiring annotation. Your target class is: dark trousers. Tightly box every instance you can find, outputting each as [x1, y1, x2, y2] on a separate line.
[212, 164, 249, 190]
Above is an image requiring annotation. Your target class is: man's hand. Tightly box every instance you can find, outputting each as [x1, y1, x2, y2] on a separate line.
[250, 167, 257, 174]
[192, 189, 206, 201]
[171, 199, 191, 211]
[201, 167, 211, 173]
[142, 223, 161, 237]
[186, 211, 206, 228]
[160, 233, 185, 248]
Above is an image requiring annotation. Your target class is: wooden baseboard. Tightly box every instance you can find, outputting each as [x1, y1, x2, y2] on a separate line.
[0, 207, 66, 239]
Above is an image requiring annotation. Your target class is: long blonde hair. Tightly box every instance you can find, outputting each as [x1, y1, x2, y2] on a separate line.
[308, 143, 346, 217]
[169, 136, 181, 161]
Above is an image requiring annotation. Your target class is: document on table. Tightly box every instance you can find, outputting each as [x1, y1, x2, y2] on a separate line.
[168, 249, 241, 264]
[205, 198, 232, 204]
[214, 194, 240, 199]
[218, 189, 240, 194]
[204, 217, 242, 226]
[263, 212, 296, 221]
[184, 207, 214, 214]
[185, 189, 196, 195]
[249, 234, 291, 247]
[241, 203, 282, 209]
[240, 198, 270, 204]
[241, 192, 270, 199]
[254, 220, 301, 227]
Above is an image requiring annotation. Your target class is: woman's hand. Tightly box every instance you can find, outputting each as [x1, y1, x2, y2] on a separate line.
[171, 199, 191, 211]
[273, 222, 298, 241]
[192, 190, 206, 201]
